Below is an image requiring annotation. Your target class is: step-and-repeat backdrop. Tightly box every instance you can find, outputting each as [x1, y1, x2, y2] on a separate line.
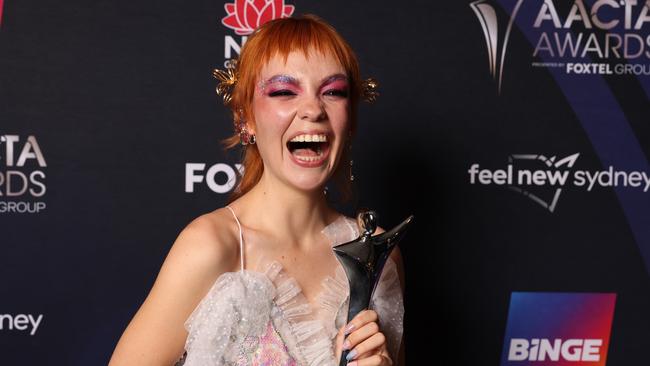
[1, 0, 649, 364]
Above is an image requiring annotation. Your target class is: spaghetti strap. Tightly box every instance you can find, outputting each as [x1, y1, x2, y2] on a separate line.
[225, 205, 245, 272]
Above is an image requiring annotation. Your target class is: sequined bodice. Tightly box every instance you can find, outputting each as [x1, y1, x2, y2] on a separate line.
[239, 321, 297, 366]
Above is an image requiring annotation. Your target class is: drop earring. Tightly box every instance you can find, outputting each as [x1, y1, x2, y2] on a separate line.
[237, 108, 256, 145]
[348, 132, 354, 182]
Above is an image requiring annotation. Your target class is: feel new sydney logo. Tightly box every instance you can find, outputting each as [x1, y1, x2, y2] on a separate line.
[468, 153, 650, 212]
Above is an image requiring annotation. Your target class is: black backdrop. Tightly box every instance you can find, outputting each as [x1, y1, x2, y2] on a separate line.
[1, 0, 649, 365]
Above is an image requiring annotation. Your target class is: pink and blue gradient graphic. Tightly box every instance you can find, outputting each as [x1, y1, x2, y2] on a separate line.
[500, 292, 616, 366]
[0, 0, 4, 27]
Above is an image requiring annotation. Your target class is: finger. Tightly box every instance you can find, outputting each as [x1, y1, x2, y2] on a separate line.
[347, 354, 392, 366]
[343, 321, 379, 351]
[345, 332, 386, 362]
[344, 309, 378, 335]
[356, 345, 389, 361]
[334, 324, 345, 360]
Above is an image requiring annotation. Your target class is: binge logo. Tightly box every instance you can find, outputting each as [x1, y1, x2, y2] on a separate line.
[501, 292, 616, 366]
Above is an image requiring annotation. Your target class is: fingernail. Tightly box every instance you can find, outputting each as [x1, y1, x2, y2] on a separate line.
[344, 323, 355, 335]
[346, 349, 358, 361]
[347, 362, 358, 366]
[342, 339, 351, 350]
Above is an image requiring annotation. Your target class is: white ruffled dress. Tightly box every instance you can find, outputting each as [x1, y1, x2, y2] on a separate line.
[177, 207, 404, 366]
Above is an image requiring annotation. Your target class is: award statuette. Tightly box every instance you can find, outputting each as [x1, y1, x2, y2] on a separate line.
[333, 211, 414, 366]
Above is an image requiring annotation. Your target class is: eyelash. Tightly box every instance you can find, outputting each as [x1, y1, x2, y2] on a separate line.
[325, 89, 348, 97]
[268, 90, 296, 97]
[268, 89, 348, 98]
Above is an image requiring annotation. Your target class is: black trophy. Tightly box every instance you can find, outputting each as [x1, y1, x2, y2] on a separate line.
[333, 210, 414, 366]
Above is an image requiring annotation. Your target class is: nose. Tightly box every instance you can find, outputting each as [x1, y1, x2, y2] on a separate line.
[299, 95, 326, 122]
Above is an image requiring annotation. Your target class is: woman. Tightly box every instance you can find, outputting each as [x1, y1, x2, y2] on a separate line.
[110, 14, 405, 366]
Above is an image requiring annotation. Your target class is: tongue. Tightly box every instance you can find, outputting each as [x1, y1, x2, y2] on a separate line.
[292, 148, 319, 157]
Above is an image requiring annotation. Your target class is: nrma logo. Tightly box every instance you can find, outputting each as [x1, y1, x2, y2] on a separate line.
[501, 292, 616, 366]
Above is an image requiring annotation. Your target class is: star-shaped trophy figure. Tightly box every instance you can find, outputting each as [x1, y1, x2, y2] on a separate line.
[333, 210, 414, 366]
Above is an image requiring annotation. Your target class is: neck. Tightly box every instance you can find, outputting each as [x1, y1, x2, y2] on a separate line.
[233, 170, 337, 247]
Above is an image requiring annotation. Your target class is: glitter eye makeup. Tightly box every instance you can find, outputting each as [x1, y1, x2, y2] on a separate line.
[259, 75, 300, 96]
[320, 75, 349, 98]
[258, 73, 349, 98]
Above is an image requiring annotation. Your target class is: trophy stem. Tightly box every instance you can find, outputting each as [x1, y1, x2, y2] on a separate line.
[333, 213, 414, 366]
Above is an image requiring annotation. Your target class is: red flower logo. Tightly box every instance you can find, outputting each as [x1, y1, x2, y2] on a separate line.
[222, 0, 295, 35]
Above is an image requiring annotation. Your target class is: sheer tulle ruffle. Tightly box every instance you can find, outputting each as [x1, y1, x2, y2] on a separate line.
[264, 261, 337, 365]
[321, 216, 405, 360]
[181, 215, 404, 365]
[182, 271, 275, 365]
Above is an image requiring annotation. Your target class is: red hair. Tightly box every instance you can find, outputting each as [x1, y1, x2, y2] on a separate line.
[221, 14, 362, 204]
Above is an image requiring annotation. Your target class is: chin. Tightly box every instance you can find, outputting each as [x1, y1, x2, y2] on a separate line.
[287, 175, 328, 193]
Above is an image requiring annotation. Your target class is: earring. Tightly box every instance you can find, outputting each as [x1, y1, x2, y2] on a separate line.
[237, 109, 256, 145]
[348, 132, 354, 182]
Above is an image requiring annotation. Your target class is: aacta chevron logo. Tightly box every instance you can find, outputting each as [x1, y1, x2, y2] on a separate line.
[470, 0, 525, 94]
[501, 293, 616, 366]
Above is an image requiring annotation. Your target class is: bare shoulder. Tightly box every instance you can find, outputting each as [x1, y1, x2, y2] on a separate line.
[168, 207, 241, 276]
[108, 207, 240, 366]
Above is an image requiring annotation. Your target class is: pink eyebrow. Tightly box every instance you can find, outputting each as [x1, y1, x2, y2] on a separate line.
[320, 74, 348, 88]
[258, 73, 349, 91]
[260, 75, 300, 90]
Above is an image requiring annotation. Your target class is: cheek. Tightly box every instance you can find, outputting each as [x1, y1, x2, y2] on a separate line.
[252, 98, 295, 136]
[326, 102, 350, 133]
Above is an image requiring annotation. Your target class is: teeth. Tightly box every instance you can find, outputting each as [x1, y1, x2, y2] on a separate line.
[290, 134, 327, 142]
[294, 149, 325, 162]
[294, 150, 324, 162]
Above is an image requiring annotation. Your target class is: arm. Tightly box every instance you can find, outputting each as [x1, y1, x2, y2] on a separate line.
[109, 212, 239, 366]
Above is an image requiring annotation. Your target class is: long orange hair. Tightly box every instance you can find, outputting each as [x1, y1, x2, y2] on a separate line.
[221, 14, 363, 204]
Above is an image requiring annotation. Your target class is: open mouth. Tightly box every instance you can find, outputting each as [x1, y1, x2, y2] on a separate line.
[286, 136, 330, 163]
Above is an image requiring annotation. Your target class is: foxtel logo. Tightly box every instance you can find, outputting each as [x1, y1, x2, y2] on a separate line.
[185, 163, 243, 194]
[508, 338, 603, 362]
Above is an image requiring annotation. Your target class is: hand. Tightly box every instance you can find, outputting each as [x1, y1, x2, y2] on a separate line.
[334, 310, 392, 366]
